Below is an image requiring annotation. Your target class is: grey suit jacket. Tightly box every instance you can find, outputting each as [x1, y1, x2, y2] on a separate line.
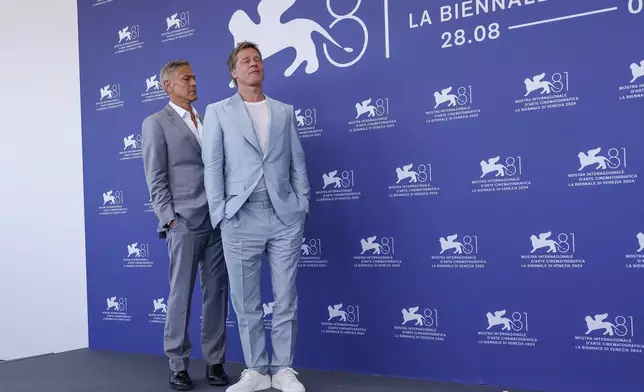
[202, 93, 310, 228]
[141, 104, 209, 237]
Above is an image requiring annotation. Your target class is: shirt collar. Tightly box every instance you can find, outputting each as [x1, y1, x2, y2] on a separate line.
[168, 101, 198, 119]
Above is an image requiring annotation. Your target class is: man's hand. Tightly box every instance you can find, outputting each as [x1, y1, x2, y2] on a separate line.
[168, 220, 175, 229]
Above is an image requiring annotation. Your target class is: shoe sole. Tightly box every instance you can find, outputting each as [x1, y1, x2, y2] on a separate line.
[256, 378, 272, 391]
[169, 385, 193, 391]
[271, 381, 305, 392]
[208, 379, 230, 386]
[225, 378, 271, 392]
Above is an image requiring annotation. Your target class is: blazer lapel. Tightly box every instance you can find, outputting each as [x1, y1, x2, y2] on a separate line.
[228, 93, 262, 154]
[164, 105, 201, 153]
[263, 96, 283, 160]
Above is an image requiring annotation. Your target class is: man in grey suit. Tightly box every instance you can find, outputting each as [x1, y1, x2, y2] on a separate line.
[142, 60, 230, 391]
[201, 42, 309, 392]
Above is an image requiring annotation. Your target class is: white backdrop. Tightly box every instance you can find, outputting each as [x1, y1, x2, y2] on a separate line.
[0, 0, 87, 360]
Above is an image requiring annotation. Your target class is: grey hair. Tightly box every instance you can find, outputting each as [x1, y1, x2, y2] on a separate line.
[160, 60, 191, 84]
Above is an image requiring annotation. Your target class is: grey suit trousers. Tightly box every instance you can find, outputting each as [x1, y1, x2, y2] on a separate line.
[164, 215, 229, 371]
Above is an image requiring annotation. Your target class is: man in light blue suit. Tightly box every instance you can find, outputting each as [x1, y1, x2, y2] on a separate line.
[201, 41, 309, 392]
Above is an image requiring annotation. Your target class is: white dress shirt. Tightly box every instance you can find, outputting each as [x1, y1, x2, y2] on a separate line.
[169, 101, 202, 145]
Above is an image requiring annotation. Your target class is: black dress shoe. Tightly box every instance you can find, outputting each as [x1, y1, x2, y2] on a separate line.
[169, 370, 194, 390]
[206, 364, 230, 386]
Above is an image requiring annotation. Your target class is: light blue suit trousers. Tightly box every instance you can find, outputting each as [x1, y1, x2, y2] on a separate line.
[220, 190, 304, 374]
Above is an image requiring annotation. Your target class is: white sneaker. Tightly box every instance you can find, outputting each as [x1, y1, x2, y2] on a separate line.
[271, 367, 305, 392]
[226, 369, 271, 392]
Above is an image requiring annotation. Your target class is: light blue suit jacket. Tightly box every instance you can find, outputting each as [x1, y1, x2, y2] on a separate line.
[201, 93, 310, 228]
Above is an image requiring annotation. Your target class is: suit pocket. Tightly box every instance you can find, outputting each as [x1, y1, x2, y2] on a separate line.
[169, 216, 184, 232]
[222, 212, 241, 229]
[226, 182, 245, 196]
[279, 179, 293, 193]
